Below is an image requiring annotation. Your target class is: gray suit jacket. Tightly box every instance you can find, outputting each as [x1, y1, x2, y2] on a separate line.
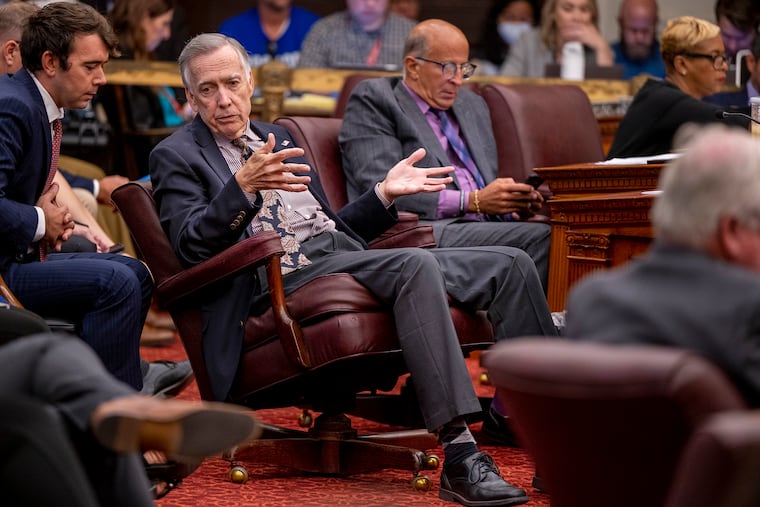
[565, 242, 760, 407]
[339, 76, 498, 236]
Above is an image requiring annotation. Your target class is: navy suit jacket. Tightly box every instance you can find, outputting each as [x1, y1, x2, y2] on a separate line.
[0, 70, 55, 270]
[150, 115, 398, 400]
[704, 87, 751, 113]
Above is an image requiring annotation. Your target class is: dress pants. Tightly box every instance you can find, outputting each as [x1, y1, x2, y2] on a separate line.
[258, 231, 556, 432]
[0, 333, 153, 507]
[434, 220, 552, 292]
[3, 252, 153, 389]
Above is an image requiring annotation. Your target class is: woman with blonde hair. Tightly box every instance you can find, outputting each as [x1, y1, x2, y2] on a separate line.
[500, 0, 613, 77]
[608, 16, 748, 158]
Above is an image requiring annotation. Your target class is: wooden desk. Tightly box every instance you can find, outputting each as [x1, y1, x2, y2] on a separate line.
[535, 162, 665, 311]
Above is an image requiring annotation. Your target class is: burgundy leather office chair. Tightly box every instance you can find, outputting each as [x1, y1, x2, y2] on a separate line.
[665, 410, 760, 507]
[112, 182, 440, 488]
[480, 83, 605, 198]
[273, 115, 496, 425]
[483, 337, 747, 507]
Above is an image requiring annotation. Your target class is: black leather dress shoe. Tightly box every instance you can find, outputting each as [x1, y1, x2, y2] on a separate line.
[439, 451, 529, 506]
[140, 360, 194, 397]
[481, 407, 520, 447]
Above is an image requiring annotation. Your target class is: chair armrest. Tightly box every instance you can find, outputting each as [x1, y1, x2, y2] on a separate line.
[156, 232, 312, 369]
[369, 211, 437, 249]
[157, 231, 284, 306]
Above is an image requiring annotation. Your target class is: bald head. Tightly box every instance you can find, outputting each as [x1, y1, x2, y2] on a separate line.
[617, 0, 658, 61]
[0, 1, 39, 74]
[403, 19, 471, 110]
[404, 19, 469, 58]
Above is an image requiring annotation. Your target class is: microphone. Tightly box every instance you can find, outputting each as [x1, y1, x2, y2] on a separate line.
[716, 110, 760, 125]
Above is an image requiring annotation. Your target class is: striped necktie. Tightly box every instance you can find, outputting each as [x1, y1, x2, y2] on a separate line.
[39, 118, 62, 262]
[433, 109, 486, 189]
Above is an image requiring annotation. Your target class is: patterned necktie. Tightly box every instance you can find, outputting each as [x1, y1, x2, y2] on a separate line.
[433, 109, 486, 189]
[231, 137, 311, 274]
[39, 118, 63, 262]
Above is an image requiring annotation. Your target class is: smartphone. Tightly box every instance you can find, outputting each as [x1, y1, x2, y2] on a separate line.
[524, 173, 544, 189]
[107, 243, 125, 254]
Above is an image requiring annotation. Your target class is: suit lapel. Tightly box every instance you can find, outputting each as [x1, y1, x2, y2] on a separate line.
[452, 93, 497, 182]
[391, 80, 451, 166]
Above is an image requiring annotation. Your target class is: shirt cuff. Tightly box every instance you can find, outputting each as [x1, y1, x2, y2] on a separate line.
[374, 182, 393, 209]
[33, 206, 45, 242]
[436, 189, 465, 219]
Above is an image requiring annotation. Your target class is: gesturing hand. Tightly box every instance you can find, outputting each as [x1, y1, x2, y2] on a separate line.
[379, 148, 454, 201]
[234, 133, 312, 194]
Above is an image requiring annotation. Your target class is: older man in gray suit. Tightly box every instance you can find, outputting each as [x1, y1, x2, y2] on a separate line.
[340, 19, 550, 291]
[340, 18, 553, 447]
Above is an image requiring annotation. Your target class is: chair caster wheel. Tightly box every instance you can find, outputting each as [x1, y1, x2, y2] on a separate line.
[229, 465, 248, 484]
[298, 410, 313, 428]
[479, 371, 491, 385]
[412, 474, 433, 492]
[424, 454, 440, 470]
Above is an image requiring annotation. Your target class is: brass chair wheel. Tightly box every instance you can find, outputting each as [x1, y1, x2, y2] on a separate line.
[298, 410, 313, 428]
[424, 454, 440, 470]
[228, 465, 248, 484]
[479, 371, 491, 385]
[412, 474, 433, 492]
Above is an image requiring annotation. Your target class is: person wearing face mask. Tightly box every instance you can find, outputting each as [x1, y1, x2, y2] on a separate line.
[500, 0, 613, 78]
[471, 0, 538, 76]
[611, 0, 665, 79]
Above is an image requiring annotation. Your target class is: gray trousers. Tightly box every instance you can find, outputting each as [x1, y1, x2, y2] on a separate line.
[0, 333, 153, 507]
[433, 220, 552, 292]
[264, 230, 556, 432]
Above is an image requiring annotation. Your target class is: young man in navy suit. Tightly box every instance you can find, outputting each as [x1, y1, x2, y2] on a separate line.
[0, 2, 189, 394]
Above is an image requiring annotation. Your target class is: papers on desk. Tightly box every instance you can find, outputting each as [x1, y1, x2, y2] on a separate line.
[596, 153, 681, 165]
[641, 190, 662, 196]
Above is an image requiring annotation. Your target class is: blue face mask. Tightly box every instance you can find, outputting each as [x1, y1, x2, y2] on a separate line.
[497, 21, 532, 45]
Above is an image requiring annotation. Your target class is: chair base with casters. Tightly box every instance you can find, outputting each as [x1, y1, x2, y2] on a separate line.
[111, 181, 444, 489]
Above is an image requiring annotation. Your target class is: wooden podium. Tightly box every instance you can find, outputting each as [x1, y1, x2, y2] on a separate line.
[535, 162, 665, 311]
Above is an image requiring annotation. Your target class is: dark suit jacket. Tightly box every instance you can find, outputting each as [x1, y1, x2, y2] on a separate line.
[339, 77, 498, 226]
[608, 79, 748, 158]
[0, 70, 55, 270]
[149, 116, 398, 400]
[565, 242, 760, 407]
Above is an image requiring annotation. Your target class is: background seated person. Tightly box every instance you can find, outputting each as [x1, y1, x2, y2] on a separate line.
[611, 0, 665, 79]
[471, 0, 539, 76]
[607, 16, 748, 158]
[705, 33, 760, 111]
[566, 124, 760, 408]
[715, 0, 759, 61]
[218, 0, 319, 68]
[297, 0, 415, 69]
[500, 0, 613, 77]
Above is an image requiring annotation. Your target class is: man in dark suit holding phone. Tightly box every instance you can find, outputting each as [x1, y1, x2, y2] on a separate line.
[340, 19, 551, 291]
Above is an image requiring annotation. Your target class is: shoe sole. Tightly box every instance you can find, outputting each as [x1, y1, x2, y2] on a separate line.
[94, 404, 261, 461]
[438, 488, 530, 506]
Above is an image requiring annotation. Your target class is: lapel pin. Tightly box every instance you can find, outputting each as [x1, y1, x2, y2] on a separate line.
[281, 140, 290, 146]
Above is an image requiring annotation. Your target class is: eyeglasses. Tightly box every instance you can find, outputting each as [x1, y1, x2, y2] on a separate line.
[415, 57, 477, 80]
[680, 52, 731, 70]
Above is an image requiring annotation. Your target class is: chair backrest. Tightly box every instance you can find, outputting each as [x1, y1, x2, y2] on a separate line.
[483, 337, 747, 507]
[481, 83, 605, 183]
[666, 410, 760, 507]
[274, 116, 348, 210]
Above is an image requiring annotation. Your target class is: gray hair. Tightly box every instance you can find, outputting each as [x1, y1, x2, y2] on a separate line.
[178, 33, 250, 90]
[652, 124, 760, 248]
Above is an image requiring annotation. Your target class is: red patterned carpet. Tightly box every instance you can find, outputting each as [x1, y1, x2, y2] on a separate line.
[141, 332, 550, 507]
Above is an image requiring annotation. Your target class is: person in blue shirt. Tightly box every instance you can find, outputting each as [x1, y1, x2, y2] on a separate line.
[611, 0, 665, 79]
[219, 0, 319, 68]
